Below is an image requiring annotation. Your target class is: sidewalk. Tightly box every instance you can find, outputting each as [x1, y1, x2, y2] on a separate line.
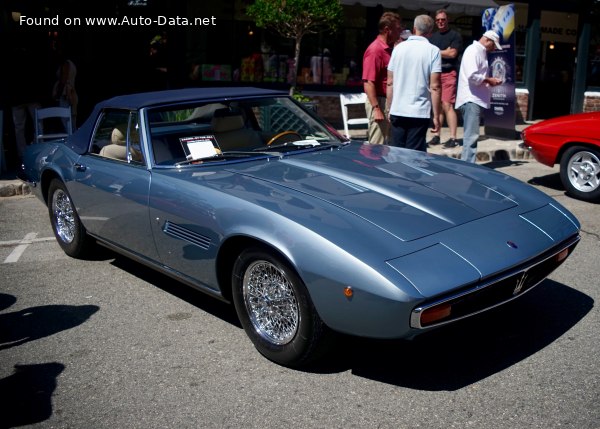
[347, 122, 532, 162]
[425, 123, 532, 162]
[0, 124, 532, 198]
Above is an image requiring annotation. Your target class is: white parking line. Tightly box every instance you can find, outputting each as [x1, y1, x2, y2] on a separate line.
[2, 233, 55, 263]
[0, 236, 56, 247]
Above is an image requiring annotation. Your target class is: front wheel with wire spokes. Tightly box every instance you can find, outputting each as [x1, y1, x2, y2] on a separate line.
[232, 246, 328, 367]
[47, 179, 91, 258]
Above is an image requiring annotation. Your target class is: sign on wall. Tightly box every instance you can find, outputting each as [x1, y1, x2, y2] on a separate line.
[483, 4, 517, 139]
[540, 11, 578, 44]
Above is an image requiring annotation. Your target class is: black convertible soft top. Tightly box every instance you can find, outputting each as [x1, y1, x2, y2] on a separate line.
[68, 87, 286, 155]
[98, 87, 285, 110]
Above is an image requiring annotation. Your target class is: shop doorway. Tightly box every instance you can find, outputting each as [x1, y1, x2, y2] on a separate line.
[533, 41, 577, 119]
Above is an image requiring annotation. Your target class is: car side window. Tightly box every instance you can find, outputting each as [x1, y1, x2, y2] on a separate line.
[128, 113, 145, 165]
[91, 110, 145, 165]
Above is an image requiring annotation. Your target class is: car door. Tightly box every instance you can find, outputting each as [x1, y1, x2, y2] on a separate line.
[69, 109, 158, 261]
[146, 170, 225, 292]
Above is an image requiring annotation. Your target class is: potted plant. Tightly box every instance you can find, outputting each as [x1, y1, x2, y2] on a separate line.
[292, 90, 318, 112]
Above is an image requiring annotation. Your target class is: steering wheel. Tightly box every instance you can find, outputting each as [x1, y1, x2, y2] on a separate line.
[266, 130, 302, 146]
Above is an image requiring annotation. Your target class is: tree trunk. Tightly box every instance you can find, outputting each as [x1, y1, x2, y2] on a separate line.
[290, 36, 303, 96]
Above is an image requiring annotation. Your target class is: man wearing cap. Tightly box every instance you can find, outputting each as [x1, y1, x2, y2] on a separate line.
[455, 30, 503, 163]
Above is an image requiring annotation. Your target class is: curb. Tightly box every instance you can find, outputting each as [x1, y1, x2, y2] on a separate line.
[427, 138, 533, 163]
[0, 180, 31, 198]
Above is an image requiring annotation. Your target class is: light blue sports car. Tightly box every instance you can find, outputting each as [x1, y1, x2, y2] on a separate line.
[19, 88, 581, 367]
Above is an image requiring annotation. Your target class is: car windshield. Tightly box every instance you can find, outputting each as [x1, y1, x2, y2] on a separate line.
[147, 96, 344, 166]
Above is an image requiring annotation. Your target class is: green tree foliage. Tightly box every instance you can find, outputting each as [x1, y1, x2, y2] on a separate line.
[246, 0, 343, 95]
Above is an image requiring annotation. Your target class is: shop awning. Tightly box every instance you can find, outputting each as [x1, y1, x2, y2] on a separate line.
[339, 0, 498, 16]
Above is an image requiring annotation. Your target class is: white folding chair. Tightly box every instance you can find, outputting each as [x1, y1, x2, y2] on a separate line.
[34, 107, 73, 143]
[339, 93, 369, 139]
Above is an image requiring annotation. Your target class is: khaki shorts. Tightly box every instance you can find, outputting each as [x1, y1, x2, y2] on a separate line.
[365, 96, 390, 145]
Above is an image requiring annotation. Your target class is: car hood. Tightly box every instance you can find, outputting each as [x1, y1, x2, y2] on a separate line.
[225, 144, 550, 242]
[524, 111, 600, 140]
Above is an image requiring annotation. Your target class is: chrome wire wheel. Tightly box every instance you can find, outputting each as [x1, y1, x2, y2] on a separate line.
[233, 247, 329, 366]
[51, 188, 76, 244]
[566, 150, 600, 193]
[242, 260, 300, 345]
[47, 179, 91, 258]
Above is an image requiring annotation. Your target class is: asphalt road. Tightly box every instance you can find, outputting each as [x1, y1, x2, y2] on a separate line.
[1, 160, 598, 429]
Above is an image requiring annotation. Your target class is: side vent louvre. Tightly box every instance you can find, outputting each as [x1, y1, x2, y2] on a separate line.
[163, 221, 211, 250]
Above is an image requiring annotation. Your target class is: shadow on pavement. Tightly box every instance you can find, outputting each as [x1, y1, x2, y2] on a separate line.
[0, 293, 99, 427]
[102, 252, 592, 391]
[110, 255, 240, 328]
[310, 280, 593, 390]
[482, 159, 527, 169]
[0, 293, 17, 312]
[0, 362, 65, 429]
[527, 172, 564, 191]
[0, 301, 100, 351]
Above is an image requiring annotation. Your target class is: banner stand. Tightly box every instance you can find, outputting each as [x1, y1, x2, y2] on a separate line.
[482, 4, 517, 140]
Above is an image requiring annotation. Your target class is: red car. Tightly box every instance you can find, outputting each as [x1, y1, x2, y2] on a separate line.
[522, 111, 600, 202]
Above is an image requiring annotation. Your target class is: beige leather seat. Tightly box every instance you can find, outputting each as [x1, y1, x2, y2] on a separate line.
[99, 127, 128, 160]
[211, 111, 262, 151]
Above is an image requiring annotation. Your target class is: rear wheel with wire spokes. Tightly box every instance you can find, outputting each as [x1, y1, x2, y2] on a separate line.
[47, 179, 91, 258]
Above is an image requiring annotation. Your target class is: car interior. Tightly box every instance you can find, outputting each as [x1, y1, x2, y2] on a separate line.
[149, 98, 336, 166]
[90, 111, 144, 164]
[89, 98, 339, 167]
[98, 126, 128, 160]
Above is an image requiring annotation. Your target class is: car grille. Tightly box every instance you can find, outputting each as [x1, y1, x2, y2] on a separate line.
[410, 234, 580, 329]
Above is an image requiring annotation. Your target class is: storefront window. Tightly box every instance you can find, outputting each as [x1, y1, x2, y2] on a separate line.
[204, 23, 366, 89]
[511, 2, 529, 84]
[186, 3, 236, 84]
[182, 2, 491, 91]
[588, 17, 600, 88]
[184, 1, 370, 89]
[300, 28, 365, 88]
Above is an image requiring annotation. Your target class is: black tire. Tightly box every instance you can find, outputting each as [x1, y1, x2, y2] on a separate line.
[559, 146, 600, 202]
[47, 179, 91, 258]
[232, 246, 328, 367]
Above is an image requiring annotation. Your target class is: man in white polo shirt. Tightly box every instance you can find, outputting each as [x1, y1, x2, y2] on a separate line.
[385, 15, 441, 152]
[455, 30, 503, 163]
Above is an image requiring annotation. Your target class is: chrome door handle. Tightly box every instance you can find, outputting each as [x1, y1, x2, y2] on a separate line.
[74, 163, 87, 172]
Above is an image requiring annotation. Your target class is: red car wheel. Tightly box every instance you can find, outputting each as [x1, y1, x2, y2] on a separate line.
[560, 146, 600, 202]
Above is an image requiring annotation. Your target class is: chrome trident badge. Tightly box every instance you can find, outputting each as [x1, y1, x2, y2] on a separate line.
[513, 272, 528, 295]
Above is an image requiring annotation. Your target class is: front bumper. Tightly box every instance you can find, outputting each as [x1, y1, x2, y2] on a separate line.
[410, 233, 580, 329]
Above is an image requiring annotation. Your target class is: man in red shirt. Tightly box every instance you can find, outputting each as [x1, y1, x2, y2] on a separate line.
[362, 12, 402, 145]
